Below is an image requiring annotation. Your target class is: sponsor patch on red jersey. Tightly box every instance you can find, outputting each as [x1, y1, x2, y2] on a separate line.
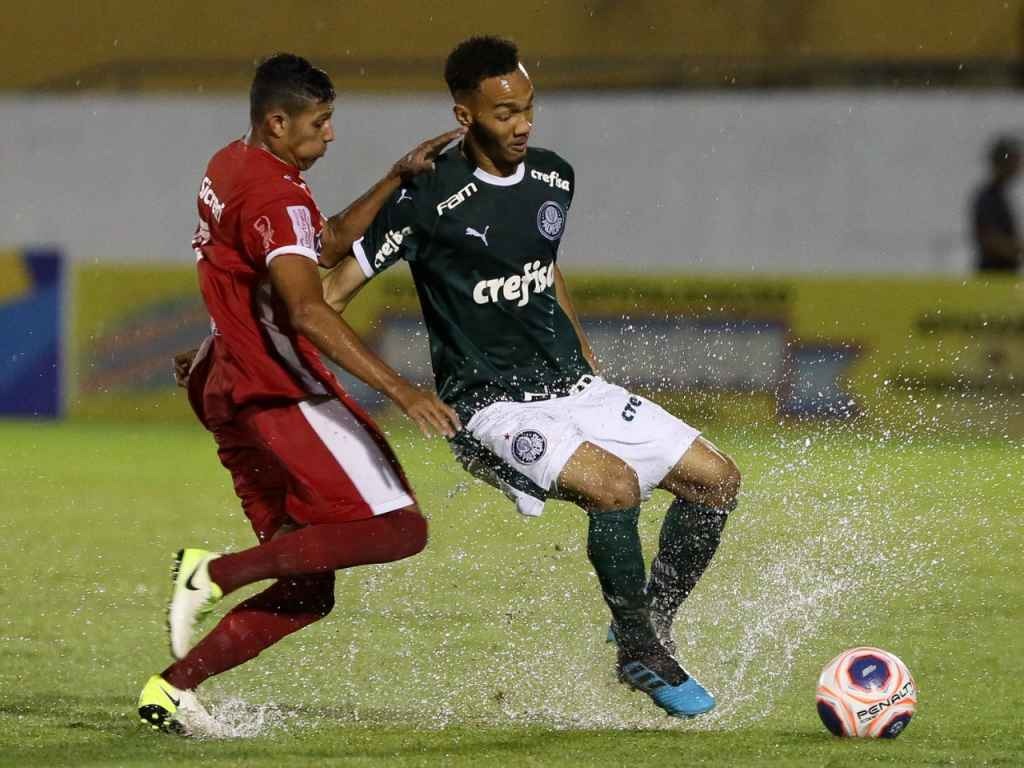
[285, 205, 316, 252]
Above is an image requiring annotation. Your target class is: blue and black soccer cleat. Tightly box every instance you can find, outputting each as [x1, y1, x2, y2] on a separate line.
[617, 644, 716, 718]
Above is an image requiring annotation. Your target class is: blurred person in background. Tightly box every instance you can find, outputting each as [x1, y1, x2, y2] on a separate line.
[972, 135, 1023, 273]
[138, 53, 462, 733]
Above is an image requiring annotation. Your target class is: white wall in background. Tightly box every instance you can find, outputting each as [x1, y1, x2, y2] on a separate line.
[3, 93, 1021, 273]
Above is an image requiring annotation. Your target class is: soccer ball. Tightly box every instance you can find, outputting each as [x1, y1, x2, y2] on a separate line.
[816, 647, 917, 738]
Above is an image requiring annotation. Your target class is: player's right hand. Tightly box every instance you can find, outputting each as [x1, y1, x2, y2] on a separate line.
[393, 384, 462, 438]
[391, 127, 467, 181]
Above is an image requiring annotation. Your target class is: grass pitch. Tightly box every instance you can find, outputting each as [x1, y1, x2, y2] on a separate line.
[0, 417, 1020, 767]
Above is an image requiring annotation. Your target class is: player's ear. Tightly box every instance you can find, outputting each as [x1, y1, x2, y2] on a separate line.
[264, 109, 289, 139]
[452, 103, 473, 128]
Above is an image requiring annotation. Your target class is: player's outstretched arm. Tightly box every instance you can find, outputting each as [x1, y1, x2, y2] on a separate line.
[270, 253, 461, 437]
[321, 256, 370, 314]
[554, 266, 601, 373]
[318, 127, 465, 268]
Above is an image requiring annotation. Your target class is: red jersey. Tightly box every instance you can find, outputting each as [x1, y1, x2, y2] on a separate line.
[192, 139, 339, 426]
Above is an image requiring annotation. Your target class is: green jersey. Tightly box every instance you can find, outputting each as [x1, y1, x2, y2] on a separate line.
[353, 144, 592, 418]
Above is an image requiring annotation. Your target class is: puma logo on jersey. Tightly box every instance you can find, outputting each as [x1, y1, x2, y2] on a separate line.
[374, 226, 413, 267]
[530, 169, 571, 192]
[397, 188, 413, 203]
[436, 182, 478, 215]
[472, 260, 556, 307]
[198, 176, 225, 222]
[465, 225, 489, 246]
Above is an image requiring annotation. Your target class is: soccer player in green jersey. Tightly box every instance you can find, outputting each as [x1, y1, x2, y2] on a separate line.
[323, 36, 740, 718]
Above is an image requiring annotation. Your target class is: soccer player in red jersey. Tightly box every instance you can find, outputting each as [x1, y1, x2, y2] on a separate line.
[137, 53, 463, 732]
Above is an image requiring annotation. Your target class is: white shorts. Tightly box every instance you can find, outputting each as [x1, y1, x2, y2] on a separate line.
[457, 377, 700, 516]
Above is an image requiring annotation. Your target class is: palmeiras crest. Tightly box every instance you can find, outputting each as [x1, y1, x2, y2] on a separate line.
[537, 201, 565, 241]
[512, 430, 547, 464]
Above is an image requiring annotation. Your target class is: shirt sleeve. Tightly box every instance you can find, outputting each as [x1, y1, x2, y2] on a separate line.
[564, 162, 576, 211]
[351, 186, 423, 279]
[242, 195, 322, 268]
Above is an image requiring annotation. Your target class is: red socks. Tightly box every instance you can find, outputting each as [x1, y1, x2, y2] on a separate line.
[208, 506, 427, 596]
[163, 507, 427, 691]
[163, 573, 334, 690]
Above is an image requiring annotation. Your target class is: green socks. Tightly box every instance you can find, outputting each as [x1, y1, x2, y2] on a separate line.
[587, 500, 730, 651]
[586, 507, 656, 651]
[647, 498, 728, 623]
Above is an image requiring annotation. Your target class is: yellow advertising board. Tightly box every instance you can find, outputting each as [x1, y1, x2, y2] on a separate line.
[562, 274, 1024, 436]
[70, 265, 206, 422]
[69, 264, 1024, 436]
[365, 271, 1024, 437]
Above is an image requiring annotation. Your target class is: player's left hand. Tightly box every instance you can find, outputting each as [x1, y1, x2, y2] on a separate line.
[391, 127, 467, 180]
[391, 382, 462, 438]
[173, 348, 199, 388]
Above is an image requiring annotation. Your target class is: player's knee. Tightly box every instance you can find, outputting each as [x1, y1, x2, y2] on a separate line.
[314, 592, 335, 618]
[309, 579, 336, 618]
[391, 505, 429, 559]
[590, 466, 642, 512]
[709, 455, 741, 511]
[294, 572, 336, 618]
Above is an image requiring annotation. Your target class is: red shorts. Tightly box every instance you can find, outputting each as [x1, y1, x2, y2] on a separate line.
[188, 341, 416, 541]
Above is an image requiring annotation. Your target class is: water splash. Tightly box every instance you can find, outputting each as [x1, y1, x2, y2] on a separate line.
[186, 427, 956, 736]
[177, 695, 299, 740]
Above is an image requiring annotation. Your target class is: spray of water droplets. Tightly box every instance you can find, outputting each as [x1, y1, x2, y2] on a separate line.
[184, 315, 1015, 737]
[175, 695, 299, 740]
[176, 422, 970, 737]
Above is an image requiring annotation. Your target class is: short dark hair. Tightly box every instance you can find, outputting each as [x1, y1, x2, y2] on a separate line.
[250, 53, 335, 124]
[444, 36, 519, 96]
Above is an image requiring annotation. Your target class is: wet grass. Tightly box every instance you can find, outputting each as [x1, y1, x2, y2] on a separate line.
[0, 418, 1020, 767]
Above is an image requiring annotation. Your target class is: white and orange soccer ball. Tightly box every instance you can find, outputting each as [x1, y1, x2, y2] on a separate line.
[816, 647, 917, 738]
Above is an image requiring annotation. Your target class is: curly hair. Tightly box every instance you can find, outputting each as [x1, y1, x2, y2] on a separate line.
[444, 36, 520, 96]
